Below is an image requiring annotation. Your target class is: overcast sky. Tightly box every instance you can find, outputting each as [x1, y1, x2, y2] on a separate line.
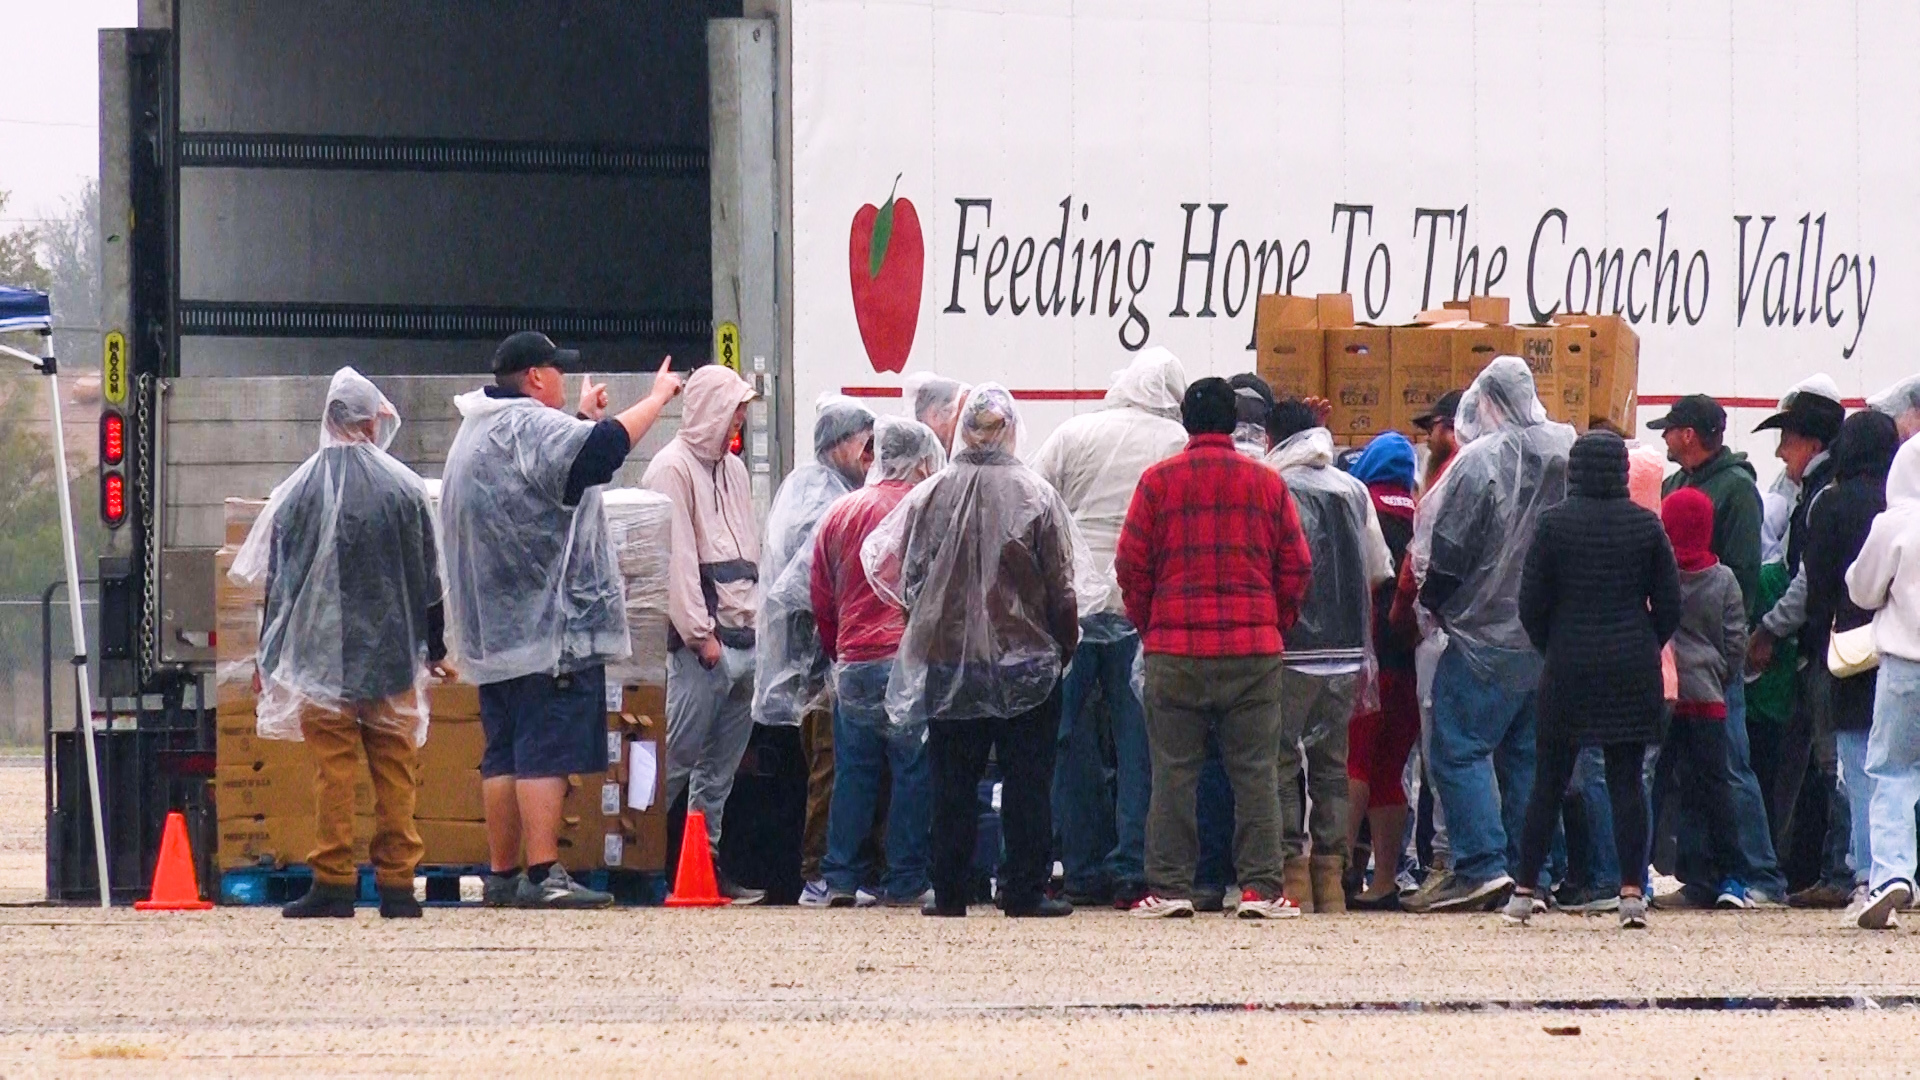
[0, 1, 139, 227]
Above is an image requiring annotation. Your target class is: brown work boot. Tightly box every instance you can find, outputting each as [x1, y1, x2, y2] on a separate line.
[1283, 856, 1315, 914]
[1310, 855, 1347, 914]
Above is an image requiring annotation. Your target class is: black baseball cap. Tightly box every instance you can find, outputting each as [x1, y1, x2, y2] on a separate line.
[1755, 391, 1845, 443]
[491, 331, 578, 376]
[1646, 394, 1727, 437]
[1412, 389, 1463, 432]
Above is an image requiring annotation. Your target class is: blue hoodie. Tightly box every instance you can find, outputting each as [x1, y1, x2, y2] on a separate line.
[1347, 432, 1416, 491]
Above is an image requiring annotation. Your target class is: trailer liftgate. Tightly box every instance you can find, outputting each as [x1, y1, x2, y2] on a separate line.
[57, 3, 784, 903]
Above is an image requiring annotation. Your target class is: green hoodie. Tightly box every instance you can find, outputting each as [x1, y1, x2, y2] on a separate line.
[1663, 447, 1764, 620]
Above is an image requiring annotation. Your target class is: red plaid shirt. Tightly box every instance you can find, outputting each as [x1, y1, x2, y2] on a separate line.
[1116, 434, 1312, 657]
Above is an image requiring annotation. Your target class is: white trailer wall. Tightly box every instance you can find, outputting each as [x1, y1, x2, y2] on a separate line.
[789, 0, 1918, 476]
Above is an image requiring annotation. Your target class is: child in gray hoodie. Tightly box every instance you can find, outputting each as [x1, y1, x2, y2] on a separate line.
[1653, 487, 1750, 915]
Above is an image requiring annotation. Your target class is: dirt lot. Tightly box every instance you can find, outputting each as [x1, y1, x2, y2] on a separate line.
[4, 758, 1920, 1077]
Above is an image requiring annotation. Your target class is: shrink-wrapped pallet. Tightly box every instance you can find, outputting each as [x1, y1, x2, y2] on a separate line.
[601, 489, 673, 685]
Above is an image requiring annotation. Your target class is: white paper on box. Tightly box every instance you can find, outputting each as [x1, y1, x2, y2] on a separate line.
[604, 682, 622, 712]
[606, 732, 623, 765]
[600, 782, 621, 816]
[629, 741, 658, 811]
[603, 833, 623, 865]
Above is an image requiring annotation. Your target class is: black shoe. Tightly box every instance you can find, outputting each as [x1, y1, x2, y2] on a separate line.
[1006, 897, 1074, 918]
[378, 886, 423, 919]
[282, 882, 356, 919]
[921, 899, 967, 917]
[1349, 891, 1402, 912]
[1063, 884, 1113, 908]
[1111, 881, 1151, 910]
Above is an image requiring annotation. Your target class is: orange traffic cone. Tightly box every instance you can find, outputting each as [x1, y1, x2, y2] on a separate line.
[664, 809, 731, 908]
[135, 811, 214, 911]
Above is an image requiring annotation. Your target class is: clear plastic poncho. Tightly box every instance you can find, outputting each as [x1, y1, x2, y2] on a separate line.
[1265, 426, 1385, 721]
[229, 368, 441, 745]
[1409, 356, 1575, 690]
[904, 371, 970, 452]
[869, 414, 947, 485]
[1030, 347, 1189, 637]
[752, 397, 876, 726]
[438, 386, 630, 685]
[1870, 375, 1920, 441]
[861, 384, 1107, 728]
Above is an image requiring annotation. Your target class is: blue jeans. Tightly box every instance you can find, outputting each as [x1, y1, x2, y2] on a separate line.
[1672, 677, 1788, 895]
[1052, 625, 1151, 891]
[1428, 643, 1537, 885]
[1836, 728, 1872, 886]
[1562, 746, 1621, 892]
[821, 661, 932, 900]
[1867, 656, 1920, 891]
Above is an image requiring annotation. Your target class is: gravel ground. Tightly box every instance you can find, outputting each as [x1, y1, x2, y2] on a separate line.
[4, 760, 1920, 1077]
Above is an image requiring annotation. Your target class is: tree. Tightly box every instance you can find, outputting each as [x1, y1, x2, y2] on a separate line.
[0, 188, 105, 744]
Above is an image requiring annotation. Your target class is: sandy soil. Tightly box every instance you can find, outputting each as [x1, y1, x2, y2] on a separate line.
[3, 760, 1919, 1077]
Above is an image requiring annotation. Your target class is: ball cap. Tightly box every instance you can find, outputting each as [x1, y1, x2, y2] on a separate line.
[491, 331, 579, 376]
[1645, 394, 1727, 437]
[1412, 389, 1464, 432]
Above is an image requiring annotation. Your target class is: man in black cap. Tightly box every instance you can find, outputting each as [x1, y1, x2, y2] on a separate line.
[441, 332, 682, 908]
[1654, 395, 1764, 612]
[1651, 392, 1787, 907]
[1413, 390, 1464, 492]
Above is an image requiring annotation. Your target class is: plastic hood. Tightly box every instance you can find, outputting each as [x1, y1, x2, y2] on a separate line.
[1454, 356, 1548, 444]
[1890, 437, 1920, 506]
[1266, 426, 1336, 473]
[679, 365, 756, 462]
[321, 367, 400, 451]
[1103, 346, 1188, 419]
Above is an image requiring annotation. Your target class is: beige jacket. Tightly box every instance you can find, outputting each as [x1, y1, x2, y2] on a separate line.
[642, 366, 761, 651]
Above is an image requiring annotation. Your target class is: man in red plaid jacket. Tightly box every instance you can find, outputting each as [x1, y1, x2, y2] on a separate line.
[1114, 376, 1312, 919]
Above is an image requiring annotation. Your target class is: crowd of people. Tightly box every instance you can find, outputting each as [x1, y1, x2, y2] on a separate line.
[241, 327, 1920, 930]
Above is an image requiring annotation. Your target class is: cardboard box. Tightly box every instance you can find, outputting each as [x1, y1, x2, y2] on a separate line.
[618, 684, 667, 721]
[1507, 325, 1562, 422]
[1447, 323, 1511, 391]
[415, 769, 487, 821]
[1554, 313, 1640, 435]
[215, 718, 324, 772]
[426, 682, 482, 722]
[414, 818, 492, 867]
[419, 719, 488, 776]
[224, 498, 269, 548]
[1388, 326, 1455, 436]
[217, 813, 372, 870]
[1441, 295, 1512, 324]
[601, 812, 670, 872]
[215, 763, 372, 821]
[1553, 325, 1592, 433]
[1324, 326, 1392, 437]
[1253, 294, 1326, 401]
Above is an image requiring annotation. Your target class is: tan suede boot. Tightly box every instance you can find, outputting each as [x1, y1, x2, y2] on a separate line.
[1311, 855, 1347, 914]
[1283, 856, 1315, 914]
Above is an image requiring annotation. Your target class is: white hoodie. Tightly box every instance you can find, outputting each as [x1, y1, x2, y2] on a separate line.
[1848, 436, 1920, 662]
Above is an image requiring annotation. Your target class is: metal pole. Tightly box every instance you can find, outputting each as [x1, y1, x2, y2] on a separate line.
[24, 332, 113, 908]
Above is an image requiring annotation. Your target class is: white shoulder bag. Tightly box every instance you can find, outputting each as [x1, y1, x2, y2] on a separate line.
[1828, 623, 1880, 680]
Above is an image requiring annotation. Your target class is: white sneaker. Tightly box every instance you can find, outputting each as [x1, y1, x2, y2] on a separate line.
[1236, 889, 1301, 920]
[854, 888, 882, 908]
[1129, 894, 1196, 919]
[798, 879, 832, 908]
[1856, 880, 1912, 930]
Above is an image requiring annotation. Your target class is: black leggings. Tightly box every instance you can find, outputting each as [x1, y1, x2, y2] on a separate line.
[1518, 739, 1647, 894]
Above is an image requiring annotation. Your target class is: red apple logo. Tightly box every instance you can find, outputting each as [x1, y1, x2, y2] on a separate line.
[849, 175, 923, 373]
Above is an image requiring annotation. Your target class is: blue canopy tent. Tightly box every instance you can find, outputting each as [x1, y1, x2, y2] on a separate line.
[1, 284, 111, 907]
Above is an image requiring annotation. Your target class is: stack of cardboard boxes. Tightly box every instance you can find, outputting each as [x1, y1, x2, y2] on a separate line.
[212, 498, 670, 878]
[1254, 294, 1640, 441]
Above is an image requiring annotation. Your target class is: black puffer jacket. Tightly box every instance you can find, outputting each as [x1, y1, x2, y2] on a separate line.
[1805, 411, 1899, 733]
[1519, 432, 1683, 744]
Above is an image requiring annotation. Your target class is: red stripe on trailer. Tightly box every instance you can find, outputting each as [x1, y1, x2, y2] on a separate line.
[842, 386, 1108, 402]
[1640, 395, 1869, 409]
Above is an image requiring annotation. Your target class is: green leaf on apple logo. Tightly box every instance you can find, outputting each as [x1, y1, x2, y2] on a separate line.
[870, 173, 902, 280]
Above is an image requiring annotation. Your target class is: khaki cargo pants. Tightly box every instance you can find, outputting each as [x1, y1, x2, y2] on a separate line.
[299, 696, 424, 890]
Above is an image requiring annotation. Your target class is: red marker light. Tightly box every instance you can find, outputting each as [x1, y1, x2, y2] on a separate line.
[101, 412, 125, 466]
[730, 429, 744, 456]
[103, 472, 126, 527]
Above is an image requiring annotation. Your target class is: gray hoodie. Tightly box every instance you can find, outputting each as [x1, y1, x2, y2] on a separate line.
[1672, 562, 1748, 710]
